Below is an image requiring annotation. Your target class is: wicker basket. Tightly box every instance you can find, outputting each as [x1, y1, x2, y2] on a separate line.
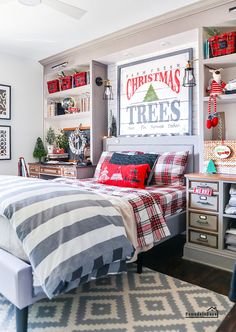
[204, 140, 236, 174]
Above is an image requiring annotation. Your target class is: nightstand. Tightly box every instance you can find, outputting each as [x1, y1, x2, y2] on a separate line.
[28, 163, 96, 180]
[184, 173, 236, 272]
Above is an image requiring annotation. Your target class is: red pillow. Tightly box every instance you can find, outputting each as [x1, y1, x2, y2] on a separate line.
[97, 163, 150, 189]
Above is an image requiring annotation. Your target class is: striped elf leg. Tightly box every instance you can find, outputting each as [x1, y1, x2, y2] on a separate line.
[206, 95, 213, 129]
[211, 95, 218, 127]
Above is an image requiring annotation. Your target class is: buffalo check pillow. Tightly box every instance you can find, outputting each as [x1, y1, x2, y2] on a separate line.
[94, 151, 143, 179]
[152, 151, 188, 186]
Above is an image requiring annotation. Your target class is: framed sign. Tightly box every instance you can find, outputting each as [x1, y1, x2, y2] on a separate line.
[0, 125, 11, 160]
[118, 49, 193, 136]
[0, 84, 11, 120]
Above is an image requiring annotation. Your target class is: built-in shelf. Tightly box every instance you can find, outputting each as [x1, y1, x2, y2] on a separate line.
[203, 94, 236, 104]
[46, 85, 90, 100]
[44, 112, 90, 121]
[203, 53, 236, 68]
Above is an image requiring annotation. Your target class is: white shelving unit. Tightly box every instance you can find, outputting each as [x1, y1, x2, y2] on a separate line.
[43, 60, 108, 164]
[46, 84, 91, 100]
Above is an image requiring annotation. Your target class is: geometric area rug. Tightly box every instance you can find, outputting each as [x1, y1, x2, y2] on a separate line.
[0, 265, 234, 332]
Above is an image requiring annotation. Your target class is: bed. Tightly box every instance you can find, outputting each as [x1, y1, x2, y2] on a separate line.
[0, 144, 194, 332]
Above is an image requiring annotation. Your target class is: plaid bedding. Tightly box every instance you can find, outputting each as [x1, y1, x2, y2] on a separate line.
[53, 178, 186, 248]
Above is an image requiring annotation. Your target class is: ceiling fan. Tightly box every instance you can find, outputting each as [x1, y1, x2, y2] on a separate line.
[1, 0, 87, 20]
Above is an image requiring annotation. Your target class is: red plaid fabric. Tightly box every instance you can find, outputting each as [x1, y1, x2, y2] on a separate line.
[152, 151, 188, 186]
[209, 32, 236, 57]
[53, 178, 186, 248]
[94, 151, 144, 179]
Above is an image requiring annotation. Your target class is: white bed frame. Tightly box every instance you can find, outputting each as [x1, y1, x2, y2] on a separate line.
[0, 143, 194, 332]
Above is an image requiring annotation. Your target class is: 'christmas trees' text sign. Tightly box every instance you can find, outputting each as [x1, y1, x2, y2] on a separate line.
[118, 49, 193, 136]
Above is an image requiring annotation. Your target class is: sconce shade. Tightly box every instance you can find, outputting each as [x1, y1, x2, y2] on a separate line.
[95, 76, 114, 100]
[183, 61, 196, 87]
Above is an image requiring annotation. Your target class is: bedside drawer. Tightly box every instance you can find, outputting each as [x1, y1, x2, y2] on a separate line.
[40, 167, 61, 176]
[189, 180, 218, 192]
[29, 173, 40, 178]
[29, 165, 40, 173]
[189, 230, 218, 249]
[189, 193, 218, 212]
[189, 212, 218, 232]
[62, 167, 76, 178]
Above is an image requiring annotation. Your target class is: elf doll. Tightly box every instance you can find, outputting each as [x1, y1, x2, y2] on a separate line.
[206, 68, 226, 129]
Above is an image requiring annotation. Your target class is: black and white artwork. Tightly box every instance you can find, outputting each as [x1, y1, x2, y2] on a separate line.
[0, 125, 11, 160]
[0, 84, 11, 120]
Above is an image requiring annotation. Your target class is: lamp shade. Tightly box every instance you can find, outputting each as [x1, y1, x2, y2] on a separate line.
[183, 61, 196, 87]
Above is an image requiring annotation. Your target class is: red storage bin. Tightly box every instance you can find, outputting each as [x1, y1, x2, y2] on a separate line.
[208, 32, 236, 57]
[73, 72, 87, 87]
[47, 79, 60, 94]
[60, 76, 72, 90]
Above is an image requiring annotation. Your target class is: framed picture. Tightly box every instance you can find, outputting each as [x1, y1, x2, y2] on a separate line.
[0, 125, 11, 160]
[0, 84, 11, 120]
[118, 48, 193, 136]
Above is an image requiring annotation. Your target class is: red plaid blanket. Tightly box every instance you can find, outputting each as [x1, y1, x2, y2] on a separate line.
[53, 178, 186, 248]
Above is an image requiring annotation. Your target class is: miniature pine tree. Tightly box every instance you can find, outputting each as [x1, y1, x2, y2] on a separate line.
[206, 159, 217, 174]
[33, 137, 47, 163]
[143, 84, 159, 102]
[46, 127, 56, 145]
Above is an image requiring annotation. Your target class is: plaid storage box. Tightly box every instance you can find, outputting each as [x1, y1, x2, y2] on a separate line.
[73, 72, 87, 87]
[47, 79, 60, 94]
[60, 76, 73, 90]
[152, 151, 188, 186]
[208, 32, 236, 57]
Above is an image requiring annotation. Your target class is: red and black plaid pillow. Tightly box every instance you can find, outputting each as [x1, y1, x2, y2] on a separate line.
[152, 151, 188, 186]
[97, 163, 150, 189]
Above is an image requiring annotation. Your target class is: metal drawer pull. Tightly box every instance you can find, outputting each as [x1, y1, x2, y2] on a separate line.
[199, 196, 207, 200]
[199, 215, 207, 220]
[196, 201, 212, 206]
[197, 234, 208, 242]
[196, 219, 209, 225]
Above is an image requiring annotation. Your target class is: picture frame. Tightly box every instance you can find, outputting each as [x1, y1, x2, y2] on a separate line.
[117, 48, 193, 136]
[0, 125, 11, 160]
[0, 84, 11, 120]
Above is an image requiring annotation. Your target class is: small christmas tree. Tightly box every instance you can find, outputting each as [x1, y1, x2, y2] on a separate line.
[143, 84, 159, 102]
[45, 127, 56, 145]
[33, 137, 47, 163]
[206, 159, 217, 174]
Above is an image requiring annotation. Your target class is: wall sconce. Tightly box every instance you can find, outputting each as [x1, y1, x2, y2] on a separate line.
[183, 60, 196, 87]
[95, 77, 114, 100]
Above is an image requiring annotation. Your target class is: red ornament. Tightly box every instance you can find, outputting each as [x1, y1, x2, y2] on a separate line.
[206, 119, 212, 129]
[211, 116, 219, 127]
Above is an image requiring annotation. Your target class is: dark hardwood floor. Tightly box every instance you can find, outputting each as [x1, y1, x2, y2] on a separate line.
[138, 234, 236, 331]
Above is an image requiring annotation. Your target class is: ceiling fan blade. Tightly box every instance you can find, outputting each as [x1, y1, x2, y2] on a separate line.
[42, 0, 86, 20]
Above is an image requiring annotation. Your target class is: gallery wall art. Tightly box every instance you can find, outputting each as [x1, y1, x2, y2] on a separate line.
[0, 84, 11, 120]
[0, 125, 11, 160]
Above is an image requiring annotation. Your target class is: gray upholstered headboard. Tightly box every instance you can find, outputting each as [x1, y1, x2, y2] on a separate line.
[104, 137, 194, 173]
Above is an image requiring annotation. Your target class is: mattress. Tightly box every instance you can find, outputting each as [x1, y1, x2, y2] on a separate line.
[0, 216, 29, 262]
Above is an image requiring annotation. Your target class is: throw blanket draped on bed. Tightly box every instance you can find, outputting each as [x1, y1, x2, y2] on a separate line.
[53, 178, 178, 248]
[0, 176, 134, 298]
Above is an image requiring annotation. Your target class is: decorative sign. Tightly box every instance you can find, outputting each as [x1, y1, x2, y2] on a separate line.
[214, 145, 231, 159]
[118, 49, 193, 136]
